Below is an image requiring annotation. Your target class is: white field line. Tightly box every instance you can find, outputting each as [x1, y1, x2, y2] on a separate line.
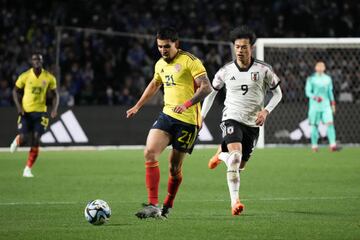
[0, 196, 359, 206]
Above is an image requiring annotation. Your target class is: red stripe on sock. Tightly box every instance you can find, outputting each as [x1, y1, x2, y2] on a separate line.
[26, 147, 39, 168]
[145, 161, 160, 206]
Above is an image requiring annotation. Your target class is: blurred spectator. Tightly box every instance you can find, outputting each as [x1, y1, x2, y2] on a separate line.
[0, 79, 12, 106]
[1, 0, 360, 106]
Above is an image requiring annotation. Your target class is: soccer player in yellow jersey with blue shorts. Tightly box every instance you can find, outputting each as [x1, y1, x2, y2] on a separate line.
[10, 53, 59, 177]
[126, 27, 212, 219]
[305, 61, 340, 152]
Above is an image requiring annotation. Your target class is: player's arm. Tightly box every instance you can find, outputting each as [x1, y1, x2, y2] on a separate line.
[126, 79, 162, 118]
[173, 74, 212, 114]
[256, 85, 283, 126]
[256, 70, 283, 126]
[200, 68, 225, 119]
[328, 77, 336, 114]
[50, 88, 59, 118]
[201, 88, 218, 120]
[12, 86, 24, 115]
[305, 77, 314, 99]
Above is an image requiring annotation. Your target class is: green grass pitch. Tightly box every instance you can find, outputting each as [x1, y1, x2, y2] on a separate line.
[0, 147, 359, 240]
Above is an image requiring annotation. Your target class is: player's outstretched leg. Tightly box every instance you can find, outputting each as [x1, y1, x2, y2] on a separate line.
[10, 135, 21, 153]
[135, 203, 162, 219]
[208, 145, 222, 169]
[208, 148, 230, 169]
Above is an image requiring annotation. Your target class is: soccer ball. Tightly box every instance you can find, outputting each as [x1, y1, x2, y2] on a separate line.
[84, 199, 111, 225]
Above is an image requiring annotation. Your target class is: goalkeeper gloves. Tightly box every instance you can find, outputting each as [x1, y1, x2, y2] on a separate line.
[313, 96, 323, 103]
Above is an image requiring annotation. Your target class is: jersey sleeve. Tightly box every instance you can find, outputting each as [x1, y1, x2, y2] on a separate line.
[305, 76, 314, 99]
[212, 67, 225, 90]
[188, 58, 207, 80]
[15, 73, 26, 89]
[49, 74, 57, 90]
[328, 76, 335, 101]
[153, 61, 163, 84]
[264, 67, 281, 90]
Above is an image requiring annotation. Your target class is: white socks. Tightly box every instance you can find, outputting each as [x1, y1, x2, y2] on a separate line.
[218, 152, 230, 167]
[226, 151, 242, 207]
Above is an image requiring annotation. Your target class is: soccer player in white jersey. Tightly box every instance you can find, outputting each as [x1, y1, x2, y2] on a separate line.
[201, 26, 282, 215]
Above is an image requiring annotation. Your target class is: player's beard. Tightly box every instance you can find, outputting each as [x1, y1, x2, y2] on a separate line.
[162, 52, 174, 62]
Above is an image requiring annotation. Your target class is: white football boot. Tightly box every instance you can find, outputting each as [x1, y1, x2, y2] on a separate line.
[10, 135, 20, 153]
[23, 166, 34, 178]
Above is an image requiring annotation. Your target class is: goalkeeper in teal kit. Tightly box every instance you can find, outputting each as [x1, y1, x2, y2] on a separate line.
[305, 61, 339, 152]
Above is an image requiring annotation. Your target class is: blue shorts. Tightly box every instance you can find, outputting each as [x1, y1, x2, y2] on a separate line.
[17, 112, 49, 135]
[308, 108, 334, 125]
[152, 112, 199, 154]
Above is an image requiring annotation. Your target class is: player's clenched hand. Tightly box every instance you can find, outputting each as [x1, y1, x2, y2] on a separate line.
[17, 107, 24, 116]
[255, 109, 269, 126]
[50, 110, 57, 118]
[126, 106, 139, 118]
[173, 104, 187, 114]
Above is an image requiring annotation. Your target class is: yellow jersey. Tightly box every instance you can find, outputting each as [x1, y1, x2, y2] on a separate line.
[15, 68, 57, 112]
[154, 50, 207, 126]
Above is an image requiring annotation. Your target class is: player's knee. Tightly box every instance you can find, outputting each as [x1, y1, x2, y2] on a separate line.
[227, 150, 242, 171]
[144, 147, 157, 161]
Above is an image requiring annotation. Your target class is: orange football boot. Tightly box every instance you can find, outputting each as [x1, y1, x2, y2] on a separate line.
[208, 153, 222, 169]
[231, 200, 244, 216]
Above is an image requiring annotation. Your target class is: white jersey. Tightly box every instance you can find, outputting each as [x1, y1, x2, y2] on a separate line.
[212, 59, 280, 127]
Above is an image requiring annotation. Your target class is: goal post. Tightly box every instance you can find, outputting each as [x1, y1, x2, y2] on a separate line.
[256, 38, 360, 147]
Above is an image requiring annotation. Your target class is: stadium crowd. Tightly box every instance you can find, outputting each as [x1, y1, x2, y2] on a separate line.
[1, 0, 359, 106]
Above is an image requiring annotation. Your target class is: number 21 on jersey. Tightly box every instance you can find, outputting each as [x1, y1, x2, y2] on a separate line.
[165, 75, 176, 86]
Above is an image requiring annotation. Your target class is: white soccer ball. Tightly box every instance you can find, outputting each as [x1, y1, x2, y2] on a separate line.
[84, 199, 111, 225]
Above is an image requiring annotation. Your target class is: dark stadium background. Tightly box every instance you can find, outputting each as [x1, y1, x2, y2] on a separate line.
[1, 0, 359, 146]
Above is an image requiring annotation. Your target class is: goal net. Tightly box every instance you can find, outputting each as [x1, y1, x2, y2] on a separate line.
[256, 38, 360, 147]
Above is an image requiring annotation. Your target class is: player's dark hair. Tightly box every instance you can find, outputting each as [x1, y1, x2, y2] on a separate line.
[156, 26, 179, 42]
[230, 26, 257, 45]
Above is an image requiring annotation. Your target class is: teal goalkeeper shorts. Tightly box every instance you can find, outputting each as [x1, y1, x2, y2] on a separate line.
[308, 108, 334, 125]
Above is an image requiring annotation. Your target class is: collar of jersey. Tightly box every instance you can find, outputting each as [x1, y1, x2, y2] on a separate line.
[234, 58, 255, 72]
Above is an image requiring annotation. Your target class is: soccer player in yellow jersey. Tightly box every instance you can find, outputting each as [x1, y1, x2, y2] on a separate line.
[10, 53, 59, 177]
[126, 27, 212, 219]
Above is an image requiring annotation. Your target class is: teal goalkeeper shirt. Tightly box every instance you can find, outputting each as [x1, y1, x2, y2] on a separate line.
[305, 73, 335, 111]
